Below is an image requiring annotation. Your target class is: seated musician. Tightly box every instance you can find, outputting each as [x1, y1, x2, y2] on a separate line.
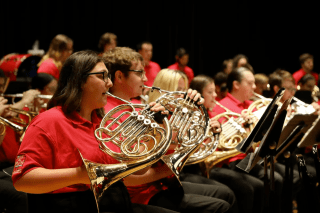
[0, 69, 39, 213]
[189, 74, 266, 213]
[211, 67, 285, 213]
[37, 34, 73, 80]
[12, 50, 178, 213]
[103, 47, 235, 213]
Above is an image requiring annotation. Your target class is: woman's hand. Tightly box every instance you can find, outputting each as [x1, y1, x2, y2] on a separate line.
[186, 89, 205, 105]
[149, 102, 169, 115]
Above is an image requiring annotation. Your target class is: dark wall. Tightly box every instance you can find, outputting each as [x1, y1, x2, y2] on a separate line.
[1, 0, 319, 78]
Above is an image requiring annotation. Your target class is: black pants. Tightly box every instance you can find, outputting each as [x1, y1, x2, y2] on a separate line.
[27, 182, 179, 213]
[179, 172, 238, 213]
[148, 181, 232, 213]
[0, 166, 28, 213]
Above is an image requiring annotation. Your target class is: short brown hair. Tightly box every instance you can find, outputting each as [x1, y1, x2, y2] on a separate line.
[299, 53, 313, 65]
[190, 75, 214, 95]
[268, 69, 294, 96]
[102, 47, 143, 82]
[98, 32, 117, 51]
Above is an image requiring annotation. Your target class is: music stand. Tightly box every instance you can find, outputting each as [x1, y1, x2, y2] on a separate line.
[297, 116, 320, 148]
[236, 88, 291, 213]
[236, 88, 286, 154]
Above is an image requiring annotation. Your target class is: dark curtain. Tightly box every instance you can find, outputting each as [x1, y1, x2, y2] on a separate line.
[1, 0, 319, 77]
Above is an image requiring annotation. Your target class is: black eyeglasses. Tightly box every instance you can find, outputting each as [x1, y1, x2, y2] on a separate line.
[86, 71, 111, 83]
[128, 70, 146, 79]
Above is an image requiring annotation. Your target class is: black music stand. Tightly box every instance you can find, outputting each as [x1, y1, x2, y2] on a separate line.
[297, 116, 320, 148]
[236, 88, 290, 213]
[257, 114, 317, 213]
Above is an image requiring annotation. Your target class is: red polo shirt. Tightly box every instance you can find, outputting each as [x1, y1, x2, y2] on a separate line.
[292, 68, 318, 85]
[12, 106, 121, 193]
[211, 93, 253, 164]
[168, 62, 194, 83]
[144, 61, 161, 87]
[37, 58, 60, 80]
[0, 127, 20, 164]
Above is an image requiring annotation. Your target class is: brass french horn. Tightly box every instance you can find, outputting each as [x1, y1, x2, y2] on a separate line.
[80, 92, 172, 212]
[146, 86, 210, 179]
[204, 93, 272, 175]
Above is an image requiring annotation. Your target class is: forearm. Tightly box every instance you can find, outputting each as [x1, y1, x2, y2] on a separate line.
[123, 163, 173, 186]
[14, 167, 90, 194]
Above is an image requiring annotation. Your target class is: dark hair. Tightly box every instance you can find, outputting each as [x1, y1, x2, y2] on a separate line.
[31, 73, 55, 90]
[214, 72, 228, 87]
[299, 53, 313, 65]
[222, 59, 233, 70]
[103, 47, 143, 83]
[47, 50, 104, 116]
[98, 32, 117, 52]
[137, 41, 152, 51]
[176, 48, 188, 60]
[190, 75, 214, 95]
[232, 54, 248, 70]
[298, 73, 315, 85]
[226, 67, 251, 92]
[0, 68, 6, 78]
[268, 69, 294, 97]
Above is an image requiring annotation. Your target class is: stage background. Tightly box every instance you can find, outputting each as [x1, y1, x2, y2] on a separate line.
[1, 0, 319, 78]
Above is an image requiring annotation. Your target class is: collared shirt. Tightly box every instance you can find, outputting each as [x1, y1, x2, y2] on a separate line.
[211, 93, 253, 164]
[168, 62, 194, 83]
[12, 106, 120, 193]
[144, 61, 161, 87]
[292, 68, 318, 85]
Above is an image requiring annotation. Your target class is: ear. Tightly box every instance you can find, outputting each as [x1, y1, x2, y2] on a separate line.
[233, 80, 240, 91]
[114, 70, 124, 83]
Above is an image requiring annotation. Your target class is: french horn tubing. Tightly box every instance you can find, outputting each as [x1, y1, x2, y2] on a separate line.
[204, 94, 272, 175]
[80, 92, 172, 212]
[145, 86, 210, 178]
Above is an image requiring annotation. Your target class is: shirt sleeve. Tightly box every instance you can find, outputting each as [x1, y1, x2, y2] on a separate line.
[12, 124, 56, 185]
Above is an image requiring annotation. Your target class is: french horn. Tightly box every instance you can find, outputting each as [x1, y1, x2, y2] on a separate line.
[204, 94, 272, 175]
[80, 92, 172, 212]
[145, 86, 210, 178]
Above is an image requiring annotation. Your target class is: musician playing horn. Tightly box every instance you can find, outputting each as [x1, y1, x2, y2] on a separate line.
[103, 47, 235, 213]
[211, 67, 285, 213]
[12, 50, 178, 213]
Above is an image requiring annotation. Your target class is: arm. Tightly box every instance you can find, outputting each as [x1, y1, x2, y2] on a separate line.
[11, 89, 40, 110]
[14, 166, 90, 194]
[123, 163, 173, 186]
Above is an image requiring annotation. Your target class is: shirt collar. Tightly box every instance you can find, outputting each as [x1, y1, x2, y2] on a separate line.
[58, 106, 101, 125]
[226, 93, 252, 109]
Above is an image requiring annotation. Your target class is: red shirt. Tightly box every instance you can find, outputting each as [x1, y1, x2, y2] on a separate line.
[168, 62, 194, 83]
[0, 127, 20, 164]
[12, 106, 120, 193]
[292, 68, 318, 85]
[144, 61, 161, 87]
[37, 58, 60, 80]
[211, 93, 253, 164]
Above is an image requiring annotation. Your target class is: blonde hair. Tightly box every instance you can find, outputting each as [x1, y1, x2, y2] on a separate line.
[148, 69, 188, 103]
[38, 34, 73, 70]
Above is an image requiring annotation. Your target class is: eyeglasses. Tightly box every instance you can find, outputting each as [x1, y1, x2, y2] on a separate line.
[86, 71, 111, 83]
[128, 70, 146, 79]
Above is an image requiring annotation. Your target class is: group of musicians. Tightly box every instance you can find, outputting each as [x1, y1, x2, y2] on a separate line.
[0, 34, 319, 213]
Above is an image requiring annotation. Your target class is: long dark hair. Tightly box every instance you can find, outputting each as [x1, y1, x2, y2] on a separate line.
[47, 50, 105, 117]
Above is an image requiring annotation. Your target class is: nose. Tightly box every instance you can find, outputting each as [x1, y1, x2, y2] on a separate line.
[142, 73, 148, 82]
[252, 83, 256, 90]
[106, 78, 113, 88]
